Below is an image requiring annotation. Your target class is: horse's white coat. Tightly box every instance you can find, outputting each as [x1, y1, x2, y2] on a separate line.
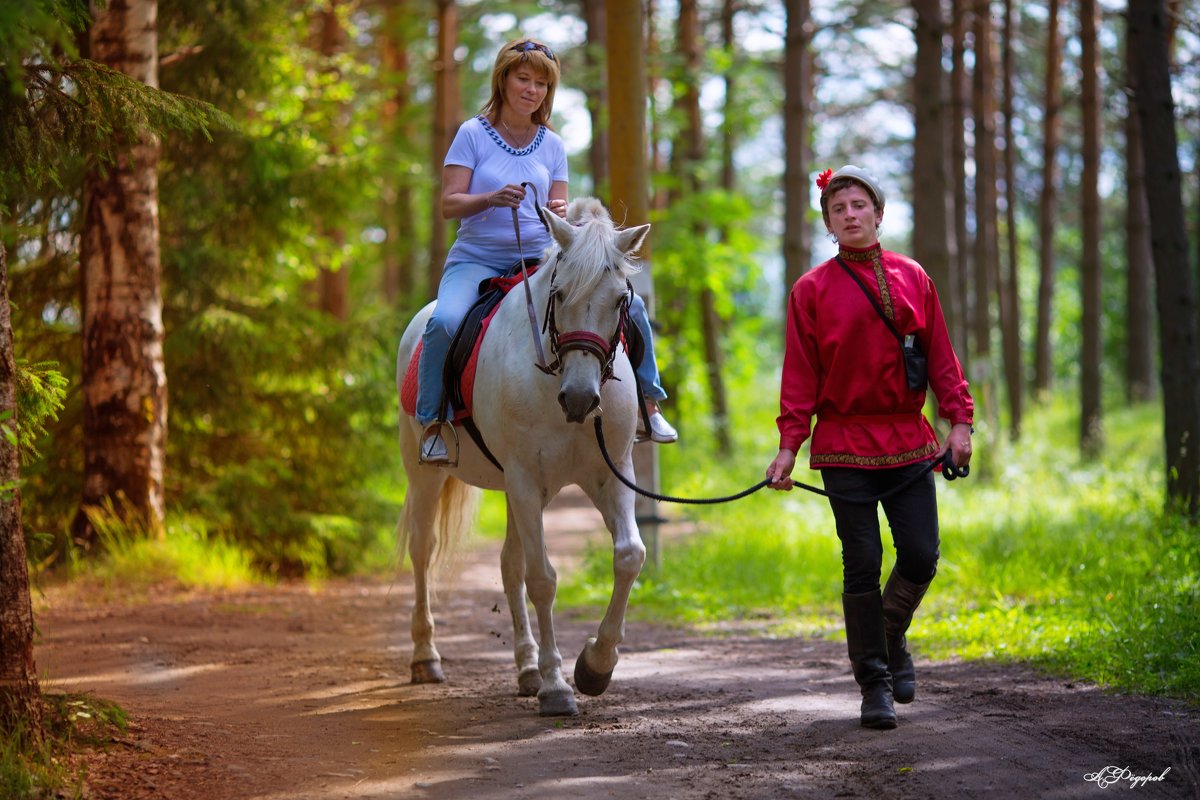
[395, 199, 651, 716]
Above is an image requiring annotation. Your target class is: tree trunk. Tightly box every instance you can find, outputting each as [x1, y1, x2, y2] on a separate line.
[582, 0, 609, 199]
[315, 2, 348, 320]
[74, 0, 167, 546]
[1123, 7, 1157, 403]
[607, 0, 661, 566]
[999, 0, 1022, 438]
[1079, 0, 1104, 456]
[646, 0, 668, 215]
[0, 243, 43, 737]
[783, 0, 813, 306]
[380, 0, 418, 307]
[430, 0, 458, 301]
[912, 0, 957, 361]
[1034, 0, 1063, 396]
[950, 0, 971, 358]
[1129, 0, 1200, 517]
[971, 0, 998, 427]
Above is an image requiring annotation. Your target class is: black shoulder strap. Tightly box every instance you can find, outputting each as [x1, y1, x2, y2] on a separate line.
[835, 256, 902, 344]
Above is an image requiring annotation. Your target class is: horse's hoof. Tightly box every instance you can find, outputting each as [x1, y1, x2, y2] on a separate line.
[573, 652, 613, 697]
[517, 667, 543, 697]
[537, 689, 578, 717]
[411, 659, 446, 684]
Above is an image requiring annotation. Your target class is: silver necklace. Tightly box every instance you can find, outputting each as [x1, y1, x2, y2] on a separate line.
[501, 119, 535, 149]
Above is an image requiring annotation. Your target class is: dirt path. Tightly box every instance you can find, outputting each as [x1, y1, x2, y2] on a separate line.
[36, 489, 1199, 799]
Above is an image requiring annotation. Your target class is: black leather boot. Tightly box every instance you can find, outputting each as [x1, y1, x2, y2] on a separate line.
[843, 590, 897, 730]
[882, 571, 931, 704]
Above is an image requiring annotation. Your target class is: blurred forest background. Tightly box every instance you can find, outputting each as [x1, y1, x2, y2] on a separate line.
[3, 0, 1199, 585]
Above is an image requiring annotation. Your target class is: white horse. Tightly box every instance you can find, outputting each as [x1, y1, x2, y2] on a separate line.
[395, 198, 650, 716]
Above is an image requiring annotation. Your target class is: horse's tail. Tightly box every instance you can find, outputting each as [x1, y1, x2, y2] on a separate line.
[397, 474, 481, 581]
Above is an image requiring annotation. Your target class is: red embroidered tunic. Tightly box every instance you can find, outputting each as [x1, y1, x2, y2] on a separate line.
[777, 243, 974, 469]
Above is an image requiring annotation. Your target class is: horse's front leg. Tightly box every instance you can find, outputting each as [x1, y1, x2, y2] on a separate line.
[506, 476, 577, 716]
[502, 503, 541, 697]
[574, 476, 645, 696]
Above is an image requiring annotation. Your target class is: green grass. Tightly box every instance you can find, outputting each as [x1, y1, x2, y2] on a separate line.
[0, 693, 128, 799]
[559, 393, 1200, 702]
[58, 504, 264, 596]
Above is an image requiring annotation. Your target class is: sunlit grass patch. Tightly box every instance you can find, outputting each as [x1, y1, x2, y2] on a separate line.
[60, 505, 263, 598]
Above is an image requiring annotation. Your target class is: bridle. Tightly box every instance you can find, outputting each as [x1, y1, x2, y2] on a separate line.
[537, 259, 633, 383]
[512, 182, 631, 383]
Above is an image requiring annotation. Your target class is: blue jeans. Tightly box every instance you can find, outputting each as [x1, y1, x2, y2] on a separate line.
[416, 261, 508, 425]
[416, 261, 668, 425]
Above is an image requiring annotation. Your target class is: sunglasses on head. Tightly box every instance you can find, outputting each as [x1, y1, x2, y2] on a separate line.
[511, 41, 556, 61]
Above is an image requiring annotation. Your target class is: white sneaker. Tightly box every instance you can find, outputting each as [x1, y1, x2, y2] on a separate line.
[419, 427, 450, 465]
[637, 410, 678, 444]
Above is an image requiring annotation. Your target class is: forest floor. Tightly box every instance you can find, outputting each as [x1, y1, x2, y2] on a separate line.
[35, 488, 1200, 800]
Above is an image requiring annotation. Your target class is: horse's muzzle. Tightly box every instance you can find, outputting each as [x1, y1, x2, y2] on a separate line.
[558, 387, 600, 423]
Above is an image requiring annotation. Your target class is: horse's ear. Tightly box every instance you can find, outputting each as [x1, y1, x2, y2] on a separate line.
[545, 208, 576, 249]
[615, 223, 650, 256]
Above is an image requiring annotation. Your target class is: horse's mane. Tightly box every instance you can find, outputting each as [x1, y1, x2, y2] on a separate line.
[553, 198, 643, 307]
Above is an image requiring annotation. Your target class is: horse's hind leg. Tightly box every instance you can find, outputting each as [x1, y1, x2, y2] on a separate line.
[405, 471, 449, 683]
[574, 479, 645, 696]
[502, 504, 541, 696]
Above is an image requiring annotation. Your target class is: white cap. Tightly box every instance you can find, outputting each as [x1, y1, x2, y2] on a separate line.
[826, 164, 885, 208]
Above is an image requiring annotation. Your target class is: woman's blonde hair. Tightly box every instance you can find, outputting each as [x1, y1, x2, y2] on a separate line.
[479, 38, 560, 127]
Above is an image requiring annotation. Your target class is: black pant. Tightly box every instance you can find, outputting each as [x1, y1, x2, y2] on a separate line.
[822, 463, 940, 594]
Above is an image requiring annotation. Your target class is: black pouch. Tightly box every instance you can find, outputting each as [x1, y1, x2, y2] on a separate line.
[902, 334, 928, 392]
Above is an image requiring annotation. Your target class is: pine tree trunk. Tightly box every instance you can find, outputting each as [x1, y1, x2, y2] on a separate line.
[1034, 0, 1062, 396]
[1129, 0, 1200, 517]
[912, 0, 957, 343]
[972, 0, 998, 429]
[582, 0, 609, 199]
[1079, 0, 1104, 456]
[315, 2, 348, 320]
[380, 0, 417, 306]
[429, 0, 458, 301]
[0, 243, 44, 737]
[1123, 9, 1157, 403]
[607, 0, 661, 567]
[950, 0, 971, 358]
[783, 0, 813, 306]
[999, 0, 1022, 438]
[74, 0, 167, 545]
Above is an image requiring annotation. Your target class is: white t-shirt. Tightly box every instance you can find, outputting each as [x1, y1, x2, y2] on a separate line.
[443, 115, 569, 269]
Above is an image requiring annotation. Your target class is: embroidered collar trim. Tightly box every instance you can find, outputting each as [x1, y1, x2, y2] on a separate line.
[478, 115, 545, 156]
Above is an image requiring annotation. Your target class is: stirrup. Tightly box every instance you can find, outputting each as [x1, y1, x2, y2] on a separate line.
[419, 422, 460, 467]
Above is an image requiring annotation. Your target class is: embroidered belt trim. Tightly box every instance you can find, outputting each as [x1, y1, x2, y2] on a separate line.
[811, 442, 938, 467]
[819, 412, 923, 425]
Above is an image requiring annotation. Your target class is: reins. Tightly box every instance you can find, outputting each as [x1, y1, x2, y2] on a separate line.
[513, 182, 552, 373]
[591, 415, 968, 506]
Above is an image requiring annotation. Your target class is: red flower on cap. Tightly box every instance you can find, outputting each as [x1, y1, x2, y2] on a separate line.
[815, 168, 833, 192]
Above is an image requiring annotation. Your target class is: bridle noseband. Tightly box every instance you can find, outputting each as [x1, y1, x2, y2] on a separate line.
[512, 183, 632, 383]
[538, 256, 632, 384]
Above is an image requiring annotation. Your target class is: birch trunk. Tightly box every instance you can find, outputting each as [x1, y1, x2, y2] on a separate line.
[74, 0, 167, 544]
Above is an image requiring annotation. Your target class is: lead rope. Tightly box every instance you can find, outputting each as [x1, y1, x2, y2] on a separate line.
[592, 416, 966, 506]
[512, 182, 552, 372]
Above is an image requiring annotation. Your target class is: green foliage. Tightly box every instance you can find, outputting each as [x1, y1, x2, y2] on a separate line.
[12, 360, 66, 463]
[0, 0, 90, 91]
[0, 692, 125, 800]
[561, 392, 1199, 701]
[71, 499, 262, 593]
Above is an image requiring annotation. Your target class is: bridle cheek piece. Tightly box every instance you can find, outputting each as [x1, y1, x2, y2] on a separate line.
[537, 269, 632, 384]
